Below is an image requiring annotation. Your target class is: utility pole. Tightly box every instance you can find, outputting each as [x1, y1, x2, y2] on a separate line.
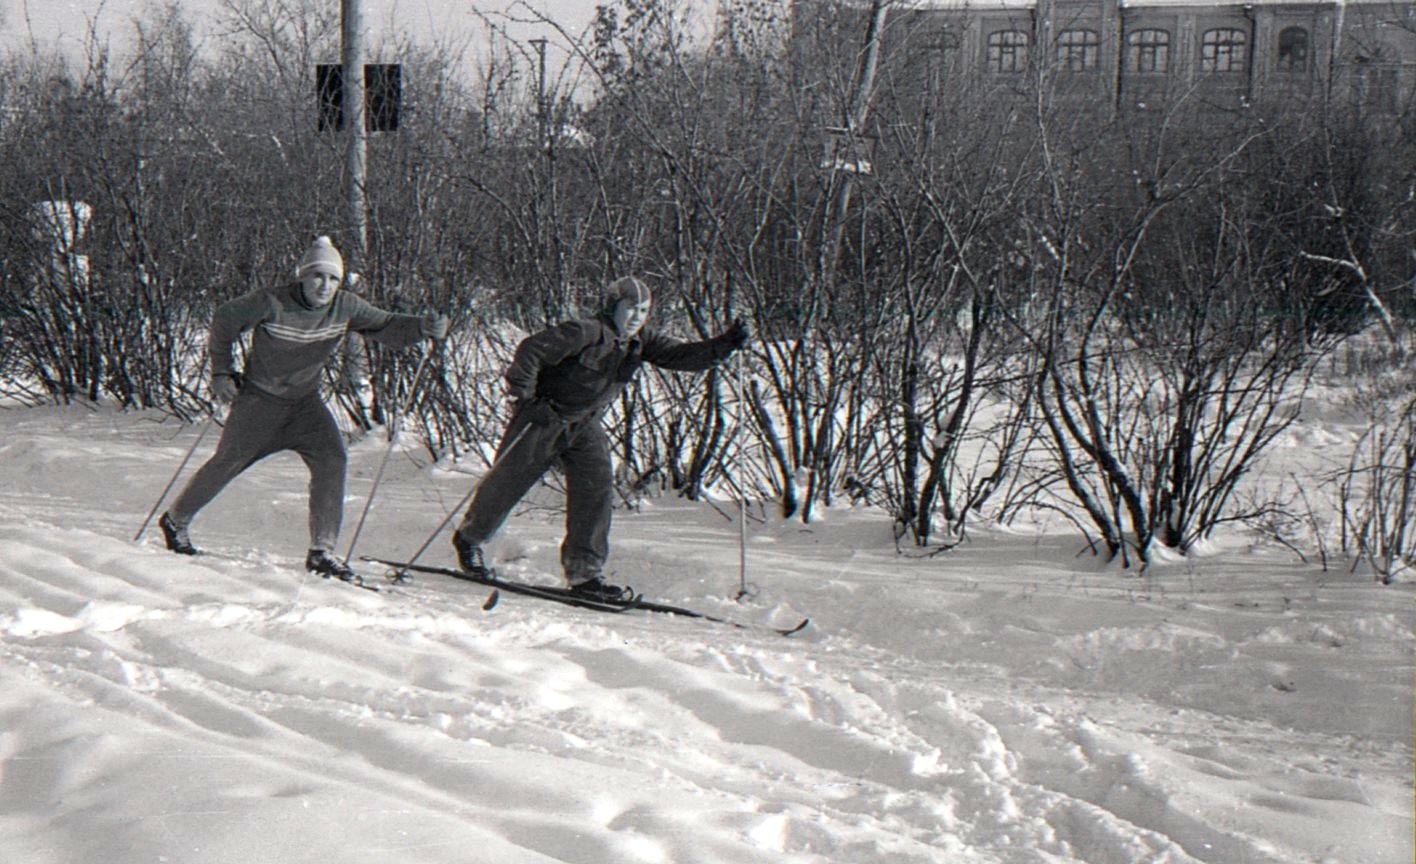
[529, 37, 563, 309]
[342, 0, 367, 271]
[530, 37, 549, 148]
[820, 0, 886, 293]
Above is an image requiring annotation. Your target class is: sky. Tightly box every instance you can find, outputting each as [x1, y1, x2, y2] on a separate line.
[0, 0, 604, 61]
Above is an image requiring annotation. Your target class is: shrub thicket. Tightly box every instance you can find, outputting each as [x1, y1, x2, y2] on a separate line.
[1, 0, 1411, 566]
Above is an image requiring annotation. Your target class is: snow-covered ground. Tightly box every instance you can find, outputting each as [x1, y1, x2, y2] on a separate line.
[0, 405, 1409, 863]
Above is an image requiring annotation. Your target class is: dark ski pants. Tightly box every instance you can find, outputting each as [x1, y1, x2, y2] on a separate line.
[455, 408, 614, 583]
[167, 388, 347, 551]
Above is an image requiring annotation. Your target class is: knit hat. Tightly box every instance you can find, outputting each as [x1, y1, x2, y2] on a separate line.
[296, 235, 344, 279]
[603, 276, 651, 313]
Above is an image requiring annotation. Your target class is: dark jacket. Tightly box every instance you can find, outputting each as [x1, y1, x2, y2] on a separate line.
[505, 315, 736, 421]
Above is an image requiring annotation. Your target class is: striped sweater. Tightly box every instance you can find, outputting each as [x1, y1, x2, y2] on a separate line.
[210, 283, 425, 401]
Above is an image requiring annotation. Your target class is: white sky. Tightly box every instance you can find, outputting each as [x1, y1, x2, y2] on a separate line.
[0, 0, 602, 61]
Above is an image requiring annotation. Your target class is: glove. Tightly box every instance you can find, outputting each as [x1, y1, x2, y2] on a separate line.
[516, 397, 562, 427]
[211, 373, 239, 405]
[721, 318, 750, 352]
[343, 272, 364, 293]
[421, 314, 449, 340]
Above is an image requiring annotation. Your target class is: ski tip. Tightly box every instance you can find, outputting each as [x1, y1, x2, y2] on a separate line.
[782, 618, 810, 636]
[482, 589, 500, 611]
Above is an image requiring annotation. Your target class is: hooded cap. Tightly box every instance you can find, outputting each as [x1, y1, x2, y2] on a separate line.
[296, 235, 344, 280]
[603, 276, 652, 314]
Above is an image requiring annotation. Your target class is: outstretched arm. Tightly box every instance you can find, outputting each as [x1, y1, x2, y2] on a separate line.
[641, 318, 750, 372]
[342, 294, 431, 349]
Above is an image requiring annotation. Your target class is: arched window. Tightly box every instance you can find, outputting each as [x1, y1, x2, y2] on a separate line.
[1201, 28, 1247, 73]
[987, 30, 1029, 73]
[1056, 29, 1100, 72]
[1277, 27, 1309, 73]
[1127, 29, 1170, 74]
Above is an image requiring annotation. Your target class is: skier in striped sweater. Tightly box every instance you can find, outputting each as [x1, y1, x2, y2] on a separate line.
[158, 236, 448, 579]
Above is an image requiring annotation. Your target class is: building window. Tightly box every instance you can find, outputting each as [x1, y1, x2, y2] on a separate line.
[1200, 28, 1247, 73]
[1127, 29, 1170, 74]
[1056, 29, 1100, 71]
[1277, 27, 1309, 72]
[987, 30, 1030, 73]
[1353, 58, 1399, 113]
[908, 27, 963, 91]
[935, 29, 963, 70]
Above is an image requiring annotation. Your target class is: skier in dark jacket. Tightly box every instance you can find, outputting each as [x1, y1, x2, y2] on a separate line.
[158, 235, 449, 578]
[451, 276, 748, 600]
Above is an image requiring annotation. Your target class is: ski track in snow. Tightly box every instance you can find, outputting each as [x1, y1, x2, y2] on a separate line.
[0, 407, 1409, 863]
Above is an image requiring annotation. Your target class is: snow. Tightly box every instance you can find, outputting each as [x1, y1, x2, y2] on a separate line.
[0, 405, 1409, 863]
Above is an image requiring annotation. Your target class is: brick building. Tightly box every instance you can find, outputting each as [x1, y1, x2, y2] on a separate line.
[799, 0, 1416, 116]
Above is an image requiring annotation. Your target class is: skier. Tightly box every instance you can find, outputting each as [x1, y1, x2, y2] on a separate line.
[158, 235, 449, 579]
[451, 276, 749, 601]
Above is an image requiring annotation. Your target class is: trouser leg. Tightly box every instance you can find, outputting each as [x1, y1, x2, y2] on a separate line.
[166, 391, 282, 526]
[455, 414, 563, 546]
[559, 421, 613, 582]
[288, 396, 348, 552]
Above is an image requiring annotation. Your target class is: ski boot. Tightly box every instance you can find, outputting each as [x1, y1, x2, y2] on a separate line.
[158, 512, 199, 556]
[568, 576, 636, 604]
[306, 549, 357, 582]
[452, 532, 486, 574]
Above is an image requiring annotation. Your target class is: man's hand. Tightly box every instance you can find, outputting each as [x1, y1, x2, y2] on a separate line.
[722, 318, 750, 351]
[515, 397, 561, 427]
[422, 314, 450, 340]
[211, 373, 239, 405]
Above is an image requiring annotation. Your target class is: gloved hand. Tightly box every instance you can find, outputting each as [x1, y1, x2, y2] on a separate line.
[344, 272, 364, 293]
[516, 397, 562, 427]
[211, 373, 239, 405]
[721, 318, 750, 352]
[421, 314, 450, 340]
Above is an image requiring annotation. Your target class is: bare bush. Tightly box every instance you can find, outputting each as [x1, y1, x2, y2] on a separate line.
[0, 0, 1410, 563]
[1340, 394, 1416, 583]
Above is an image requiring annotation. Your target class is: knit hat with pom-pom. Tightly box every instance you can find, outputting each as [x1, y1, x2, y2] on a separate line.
[296, 235, 344, 279]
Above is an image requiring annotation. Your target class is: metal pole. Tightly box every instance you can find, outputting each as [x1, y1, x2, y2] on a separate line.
[821, 0, 887, 290]
[386, 421, 535, 579]
[530, 38, 549, 149]
[341, 351, 433, 564]
[735, 350, 750, 601]
[134, 414, 219, 542]
[342, 0, 367, 270]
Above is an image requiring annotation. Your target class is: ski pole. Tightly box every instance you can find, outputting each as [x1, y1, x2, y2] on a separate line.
[134, 411, 220, 542]
[734, 349, 751, 601]
[391, 419, 535, 579]
[342, 351, 434, 564]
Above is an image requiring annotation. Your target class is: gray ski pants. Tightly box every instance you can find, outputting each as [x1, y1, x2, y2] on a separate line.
[455, 407, 614, 582]
[167, 388, 347, 551]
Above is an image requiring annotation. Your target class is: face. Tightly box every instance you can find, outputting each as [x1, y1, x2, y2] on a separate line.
[612, 297, 651, 337]
[300, 269, 342, 308]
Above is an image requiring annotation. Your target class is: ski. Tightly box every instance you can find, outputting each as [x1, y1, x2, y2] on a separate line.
[362, 557, 809, 636]
[363, 557, 637, 614]
[320, 571, 383, 593]
[163, 546, 385, 593]
[624, 596, 810, 636]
